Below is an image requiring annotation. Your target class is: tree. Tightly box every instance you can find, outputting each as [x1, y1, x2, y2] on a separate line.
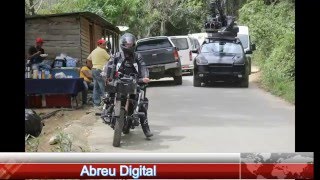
[25, 0, 209, 36]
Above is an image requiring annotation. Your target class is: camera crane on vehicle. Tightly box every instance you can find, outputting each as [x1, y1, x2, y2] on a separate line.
[204, 0, 239, 39]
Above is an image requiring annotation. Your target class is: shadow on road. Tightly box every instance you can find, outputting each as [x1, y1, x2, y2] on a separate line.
[148, 76, 193, 87]
[182, 73, 193, 76]
[201, 81, 249, 89]
[148, 79, 176, 87]
[118, 125, 185, 151]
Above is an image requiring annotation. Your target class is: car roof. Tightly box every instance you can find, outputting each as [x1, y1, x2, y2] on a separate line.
[169, 35, 189, 39]
[137, 36, 169, 42]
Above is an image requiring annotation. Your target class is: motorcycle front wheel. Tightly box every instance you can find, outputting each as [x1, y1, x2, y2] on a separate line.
[113, 107, 125, 147]
[123, 117, 132, 134]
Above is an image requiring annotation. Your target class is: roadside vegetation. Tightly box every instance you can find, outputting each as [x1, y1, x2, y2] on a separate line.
[26, 131, 89, 152]
[239, 0, 295, 103]
[25, 134, 40, 152]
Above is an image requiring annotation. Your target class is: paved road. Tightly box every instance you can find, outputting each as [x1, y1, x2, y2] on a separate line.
[88, 74, 295, 152]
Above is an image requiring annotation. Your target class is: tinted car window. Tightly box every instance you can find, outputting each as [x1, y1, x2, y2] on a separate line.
[136, 39, 172, 51]
[237, 34, 249, 49]
[170, 38, 189, 50]
[201, 42, 243, 54]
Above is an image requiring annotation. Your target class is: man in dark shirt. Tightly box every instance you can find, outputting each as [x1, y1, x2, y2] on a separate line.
[28, 37, 45, 69]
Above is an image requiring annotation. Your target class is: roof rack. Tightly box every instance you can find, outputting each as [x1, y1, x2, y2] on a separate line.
[203, 32, 241, 44]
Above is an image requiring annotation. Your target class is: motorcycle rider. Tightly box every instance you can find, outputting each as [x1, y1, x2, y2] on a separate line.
[103, 33, 153, 138]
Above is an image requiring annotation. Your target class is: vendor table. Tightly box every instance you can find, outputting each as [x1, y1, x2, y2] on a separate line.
[25, 78, 85, 108]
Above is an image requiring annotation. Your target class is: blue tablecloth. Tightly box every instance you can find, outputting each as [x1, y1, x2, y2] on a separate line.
[25, 78, 85, 96]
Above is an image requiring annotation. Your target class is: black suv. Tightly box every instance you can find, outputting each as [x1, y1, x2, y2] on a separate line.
[193, 33, 252, 87]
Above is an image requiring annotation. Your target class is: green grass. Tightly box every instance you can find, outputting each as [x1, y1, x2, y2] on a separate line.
[25, 134, 40, 152]
[51, 132, 73, 152]
[260, 72, 295, 104]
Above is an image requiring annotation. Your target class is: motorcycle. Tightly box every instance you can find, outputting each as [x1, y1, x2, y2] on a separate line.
[96, 72, 149, 147]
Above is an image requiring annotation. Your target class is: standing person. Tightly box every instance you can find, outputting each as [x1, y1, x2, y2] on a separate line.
[27, 37, 45, 70]
[87, 39, 110, 108]
[80, 60, 94, 105]
[103, 33, 153, 137]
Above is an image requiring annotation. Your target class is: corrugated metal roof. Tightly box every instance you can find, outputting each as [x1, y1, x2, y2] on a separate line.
[25, 11, 120, 34]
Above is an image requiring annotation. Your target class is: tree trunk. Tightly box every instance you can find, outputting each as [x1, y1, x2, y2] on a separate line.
[225, 0, 230, 15]
[30, 0, 35, 15]
[160, 20, 166, 36]
[147, 27, 151, 37]
[234, 0, 239, 17]
[25, 1, 29, 15]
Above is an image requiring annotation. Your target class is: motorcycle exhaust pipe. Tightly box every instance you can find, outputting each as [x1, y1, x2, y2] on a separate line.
[135, 92, 142, 112]
[125, 98, 130, 112]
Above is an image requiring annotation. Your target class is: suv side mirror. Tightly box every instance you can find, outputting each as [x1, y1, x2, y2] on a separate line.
[245, 50, 253, 54]
[191, 49, 199, 54]
[251, 44, 256, 51]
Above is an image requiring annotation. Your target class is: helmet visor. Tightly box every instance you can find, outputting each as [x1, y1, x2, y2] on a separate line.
[122, 36, 135, 46]
[124, 42, 134, 48]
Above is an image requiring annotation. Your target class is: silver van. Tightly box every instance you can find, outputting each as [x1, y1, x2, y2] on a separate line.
[237, 26, 256, 74]
[169, 36, 196, 75]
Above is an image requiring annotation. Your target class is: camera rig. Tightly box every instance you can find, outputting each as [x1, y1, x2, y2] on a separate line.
[204, 0, 239, 38]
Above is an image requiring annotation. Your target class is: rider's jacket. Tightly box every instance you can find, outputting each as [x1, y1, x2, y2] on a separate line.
[103, 52, 149, 81]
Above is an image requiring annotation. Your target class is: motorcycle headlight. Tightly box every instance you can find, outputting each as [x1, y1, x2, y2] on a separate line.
[196, 57, 208, 65]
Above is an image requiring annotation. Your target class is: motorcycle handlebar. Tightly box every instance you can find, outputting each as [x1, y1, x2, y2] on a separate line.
[117, 72, 138, 79]
[113, 72, 148, 87]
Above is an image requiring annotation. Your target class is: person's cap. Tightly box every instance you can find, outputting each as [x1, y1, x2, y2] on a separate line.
[36, 37, 44, 43]
[97, 39, 106, 45]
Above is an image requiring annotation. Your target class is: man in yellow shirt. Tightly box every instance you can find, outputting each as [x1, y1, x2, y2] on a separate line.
[80, 60, 94, 105]
[87, 39, 110, 107]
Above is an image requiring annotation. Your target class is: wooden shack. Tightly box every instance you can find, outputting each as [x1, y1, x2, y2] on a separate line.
[25, 12, 121, 65]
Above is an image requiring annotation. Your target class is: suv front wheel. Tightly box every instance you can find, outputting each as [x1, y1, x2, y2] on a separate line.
[239, 74, 249, 88]
[193, 75, 201, 87]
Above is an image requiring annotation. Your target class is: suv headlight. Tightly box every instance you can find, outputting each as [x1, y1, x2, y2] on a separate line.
[233, 56, 245, 65]
[196, 57, 208, 65]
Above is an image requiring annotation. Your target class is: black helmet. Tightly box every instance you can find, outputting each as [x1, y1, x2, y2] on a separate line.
[120, 33, 136, 55]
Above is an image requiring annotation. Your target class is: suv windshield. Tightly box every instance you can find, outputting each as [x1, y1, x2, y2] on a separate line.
[136, 38, 172, 51]
[170, 38, 189, 50]
[201, 41, 243, 55]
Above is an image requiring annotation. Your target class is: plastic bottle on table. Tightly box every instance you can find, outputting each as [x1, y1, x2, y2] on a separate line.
[25, 60, 32, 79]
[45, 70, 50, 79]
[38, 71, 42, 79]
[33, 70, 38, 79]
[41, 70, 45, 79]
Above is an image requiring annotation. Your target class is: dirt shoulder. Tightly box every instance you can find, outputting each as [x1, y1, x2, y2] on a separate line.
[249, 65, 261, 83]
[249, 65, 294, 105]
[27, 105, 98, 152]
